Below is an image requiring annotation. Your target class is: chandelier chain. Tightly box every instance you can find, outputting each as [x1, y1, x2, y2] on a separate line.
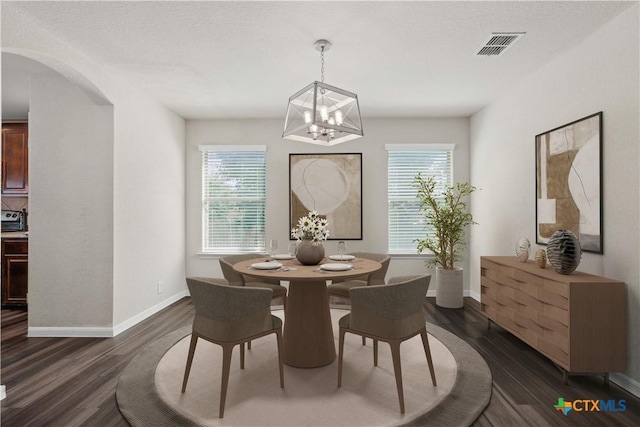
[320, 47, 325, 83]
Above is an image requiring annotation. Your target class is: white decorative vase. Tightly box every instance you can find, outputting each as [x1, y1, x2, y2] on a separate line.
[515, 237, 531, 262]
[436, 267, 464, 309]
[295, 239, 325, 265]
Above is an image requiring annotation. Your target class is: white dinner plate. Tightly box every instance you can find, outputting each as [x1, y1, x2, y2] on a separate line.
[273, 254, 294, 260]
[328, 254, 355, 261]
[251, 262, 283, 270]
[320, 263, 353, 271]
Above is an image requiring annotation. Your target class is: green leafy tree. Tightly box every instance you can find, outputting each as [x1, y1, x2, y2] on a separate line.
[414, 173, 477, 270]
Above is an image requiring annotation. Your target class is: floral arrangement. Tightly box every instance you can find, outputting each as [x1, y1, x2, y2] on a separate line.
[291, 210, 329, 246]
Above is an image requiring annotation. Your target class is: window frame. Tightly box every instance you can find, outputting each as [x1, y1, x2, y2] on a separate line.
[199, 145, 267, 255]
[386, 144, 455, 255]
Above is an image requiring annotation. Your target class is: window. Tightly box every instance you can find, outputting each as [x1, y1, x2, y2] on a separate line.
[200, 145, 266, 254]
[386, 144, 454, 254]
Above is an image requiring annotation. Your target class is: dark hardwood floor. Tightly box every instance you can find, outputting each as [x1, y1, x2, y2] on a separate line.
[1, 297, 639, 426]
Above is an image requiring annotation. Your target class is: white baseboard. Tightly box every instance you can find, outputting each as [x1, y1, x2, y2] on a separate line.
[28, 291, 187, 338]
[28, 326, 114, 338]
[1, 385, 6, 400]
[610, 372, 640, 398]
[112, 291, 187, 336]
[468, 290, 481, 302]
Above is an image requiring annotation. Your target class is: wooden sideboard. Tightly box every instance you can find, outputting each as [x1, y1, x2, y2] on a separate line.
[480, 256, 626, 383]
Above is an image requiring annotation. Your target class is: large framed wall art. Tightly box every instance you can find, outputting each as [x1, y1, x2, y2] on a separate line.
[289, 153, 363, 240]
[535, 112, 603, 254]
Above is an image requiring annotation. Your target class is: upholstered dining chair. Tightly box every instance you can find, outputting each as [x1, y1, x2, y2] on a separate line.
[327, 252, 390, 345]
[337, 275, 437, 414]
[220, 254, 288, 351]
[327, 252, 391, 297]
[220, 254, 288, 310]
[182, 277, 284, 418]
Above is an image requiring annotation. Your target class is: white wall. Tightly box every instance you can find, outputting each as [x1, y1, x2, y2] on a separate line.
[2, 4, 187, 335]
[29, 72, 114, 329]
[470, 5, 639, 393]
[186, 118, 470, 291]
[111, 83, 187, 330]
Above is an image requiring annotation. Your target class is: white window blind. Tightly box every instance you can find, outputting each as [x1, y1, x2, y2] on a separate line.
[200, 146, 266, 254]
[386, 145, 454, 254]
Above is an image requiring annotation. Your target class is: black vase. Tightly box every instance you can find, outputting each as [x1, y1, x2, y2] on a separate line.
[546, 229, 582, 275]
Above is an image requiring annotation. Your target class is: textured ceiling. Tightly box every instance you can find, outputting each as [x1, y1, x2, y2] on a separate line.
[1, 1, 634, 120]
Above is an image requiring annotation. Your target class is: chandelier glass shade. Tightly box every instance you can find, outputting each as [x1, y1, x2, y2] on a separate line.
[283, 40, 363, 146]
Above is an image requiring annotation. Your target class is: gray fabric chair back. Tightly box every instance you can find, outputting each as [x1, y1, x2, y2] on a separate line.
[186, 277, 273, 342]
[347, 252, 391, 285]
[219, 254, 281, 286]
[348, 275, 431, 339]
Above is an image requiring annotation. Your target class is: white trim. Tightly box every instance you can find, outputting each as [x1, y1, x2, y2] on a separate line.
[198, 145, 266, 152]
[610, 373, 640, 398]
[469, 289, 481, 302]
[112, 291, 187, 336]
[1, 385, 6, 401]
[384, 143, 456, 151]
[388, 253, 433, 259]
[197, 253, 221, 259]
[28, 326, 114, 338]
[27, 291, 188, 338]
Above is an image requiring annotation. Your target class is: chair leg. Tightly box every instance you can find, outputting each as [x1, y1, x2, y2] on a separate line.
[219, 343, 234, 418]
[420, 329, 437, 386]
[373, 339, 379, 367]
[247, 341, 252, 350]
[390, 340, 405, 414]
[240, 342, 245, 369]
[181, 334, 198, 393]
[337, 327, 346, 387]
[275, 329, 284, 388]
[362, 336, 366, 346]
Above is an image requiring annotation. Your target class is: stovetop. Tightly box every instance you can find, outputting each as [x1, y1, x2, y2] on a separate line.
[1, 210, 22, 222]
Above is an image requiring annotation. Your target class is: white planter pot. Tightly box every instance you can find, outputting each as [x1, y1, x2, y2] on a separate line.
[436, 267, 464, 309]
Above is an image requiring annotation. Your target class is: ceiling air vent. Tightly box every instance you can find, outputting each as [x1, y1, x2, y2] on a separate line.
[476, 32, 525, 56]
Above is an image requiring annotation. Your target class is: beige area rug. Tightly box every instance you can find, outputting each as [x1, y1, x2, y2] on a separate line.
[117, 308, 492, 427]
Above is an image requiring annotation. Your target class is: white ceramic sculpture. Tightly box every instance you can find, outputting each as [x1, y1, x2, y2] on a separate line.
[515, 237, 531, 262]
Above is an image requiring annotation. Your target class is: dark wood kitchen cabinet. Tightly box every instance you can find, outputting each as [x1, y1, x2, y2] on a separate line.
[2, 239, 28, 307]
[2, 122, 29, 196]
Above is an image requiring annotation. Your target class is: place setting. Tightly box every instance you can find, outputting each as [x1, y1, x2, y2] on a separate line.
[314, 241, 356, 273]
[315, 263, 353, 273]
[250, 240, 298, 272]
[327, 241, 356, 262]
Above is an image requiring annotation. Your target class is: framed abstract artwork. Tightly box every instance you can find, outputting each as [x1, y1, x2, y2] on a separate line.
[289, 153, 362, 240]
[535, 112, 603, 254]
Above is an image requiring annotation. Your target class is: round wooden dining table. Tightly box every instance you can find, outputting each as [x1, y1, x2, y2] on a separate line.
[233, 256, 382, 368]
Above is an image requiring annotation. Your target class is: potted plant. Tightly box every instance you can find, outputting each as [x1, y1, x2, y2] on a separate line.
[414, 173, 477, 308]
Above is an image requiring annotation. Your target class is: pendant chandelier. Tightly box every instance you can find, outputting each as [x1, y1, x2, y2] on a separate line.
[283, 39, 363, 146]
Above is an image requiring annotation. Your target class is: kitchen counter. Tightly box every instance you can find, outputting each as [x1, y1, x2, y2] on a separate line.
[1, 231, 28, 240]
